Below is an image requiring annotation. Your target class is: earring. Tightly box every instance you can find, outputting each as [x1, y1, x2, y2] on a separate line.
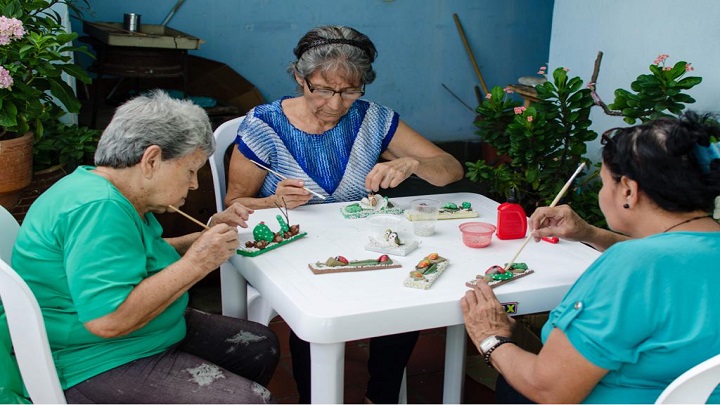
[623, 203, 630, 209]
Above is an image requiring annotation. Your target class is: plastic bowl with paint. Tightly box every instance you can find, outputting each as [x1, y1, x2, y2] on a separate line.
[459, 222, 496, 248]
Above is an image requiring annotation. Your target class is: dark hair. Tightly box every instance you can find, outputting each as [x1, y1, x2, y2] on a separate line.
[601, 111, 720, 213]
[288, 25, 377, 89]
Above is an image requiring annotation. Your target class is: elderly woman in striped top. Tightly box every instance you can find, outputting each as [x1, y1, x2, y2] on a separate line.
[225, 25, 463, 403]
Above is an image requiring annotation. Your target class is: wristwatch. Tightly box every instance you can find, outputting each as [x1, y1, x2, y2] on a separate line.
[479, 335, 514, 368]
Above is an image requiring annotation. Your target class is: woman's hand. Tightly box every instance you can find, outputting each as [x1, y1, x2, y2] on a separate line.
[274, 179, 313, 209]
[185, 224, 239, 273]
[365, 158, 419, 192]
[461, 281, 515, 347]
[529, 204, 592, 243]
[210, 202, 254, 228]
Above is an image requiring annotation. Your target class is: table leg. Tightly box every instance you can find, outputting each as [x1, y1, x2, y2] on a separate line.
[310, 342, 345, 404]
[443, 324, 467, 404]
[220, 262, 247, 319]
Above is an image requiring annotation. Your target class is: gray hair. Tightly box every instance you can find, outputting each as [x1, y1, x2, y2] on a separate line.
[94, 90, 214, 168]
[288, 25, 377, 92]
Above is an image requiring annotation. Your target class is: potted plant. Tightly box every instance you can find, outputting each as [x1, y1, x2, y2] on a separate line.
[0, 0, 92, 209]
[467, 54, 703, 228]
[467, 67, 603, 226]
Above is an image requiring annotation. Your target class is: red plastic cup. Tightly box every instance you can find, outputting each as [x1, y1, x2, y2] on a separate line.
[459, 222, 496, 248]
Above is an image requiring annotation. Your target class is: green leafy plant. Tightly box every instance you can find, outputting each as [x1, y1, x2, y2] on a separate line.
[1, 0, 97, 171]
[33, 121, 99, 171]
[607, 54, 702, 124]
[467, 67, 604, 226]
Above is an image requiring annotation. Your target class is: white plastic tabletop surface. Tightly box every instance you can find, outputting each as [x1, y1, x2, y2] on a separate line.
[229, 192, 601, 344]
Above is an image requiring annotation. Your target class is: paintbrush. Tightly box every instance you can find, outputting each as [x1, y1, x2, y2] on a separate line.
[168, 205, 210, 230]
[502, 162, 586, 272]
[249, 160, 326, 200]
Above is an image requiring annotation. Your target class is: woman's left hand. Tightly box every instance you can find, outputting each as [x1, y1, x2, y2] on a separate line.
[461, 281, 515, 345]
[365, 158, 419, 192]
[209, 202, 254, 228]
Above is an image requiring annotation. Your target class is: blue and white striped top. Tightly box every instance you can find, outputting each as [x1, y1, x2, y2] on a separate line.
[236, 98, 399, 204]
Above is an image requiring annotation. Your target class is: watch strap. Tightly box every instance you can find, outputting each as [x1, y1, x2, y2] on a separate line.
[483, 337, 514, 368]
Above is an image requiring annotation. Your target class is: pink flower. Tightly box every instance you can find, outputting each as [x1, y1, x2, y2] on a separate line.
[538, 66, 547, 75]
[503, 86, 514, 94]
[586, 82, 595, 90]
[513, 106, 526, 115]
[527, 116, 533, 122]
[0, 66, 13, 89]
[0, 16, 25, 44]
[654, 54, 669, 65]
[563, 67, 570, 72]
[485, 93, 492, 99]
[685, 63, 695, 72]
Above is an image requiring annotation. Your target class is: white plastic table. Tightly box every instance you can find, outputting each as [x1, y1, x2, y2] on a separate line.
[226, 192, 601, 403]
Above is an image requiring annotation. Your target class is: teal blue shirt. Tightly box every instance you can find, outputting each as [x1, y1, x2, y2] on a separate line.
[11, 166, 187, 389]
[542, 232, 720, 403]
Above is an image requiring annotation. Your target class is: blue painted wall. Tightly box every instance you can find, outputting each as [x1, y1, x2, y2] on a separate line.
[72, 0, 554, 141]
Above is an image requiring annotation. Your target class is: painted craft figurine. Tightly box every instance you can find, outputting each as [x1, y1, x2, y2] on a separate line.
[465, 262, 534, 289]
[403, 253, 449, 290]
[365, 228, 419, 256]
[238, 202, 307, 257]
[308, 254, 401, 274]
[406, 201, 478, 220]
[341, 192, 404, 219]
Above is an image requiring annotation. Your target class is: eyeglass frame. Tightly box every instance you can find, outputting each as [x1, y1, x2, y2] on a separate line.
[304, 78, 365, 100]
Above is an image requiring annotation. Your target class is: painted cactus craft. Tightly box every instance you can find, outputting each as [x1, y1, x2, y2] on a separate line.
[465, 263, 534, 288]
[238, 202, 307, 257]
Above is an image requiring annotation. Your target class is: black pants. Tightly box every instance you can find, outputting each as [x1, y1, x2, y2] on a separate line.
[290, 330, 420, 403]
[65, 308, 280, 404]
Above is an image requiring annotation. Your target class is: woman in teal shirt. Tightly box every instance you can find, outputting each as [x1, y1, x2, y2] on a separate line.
[11, 91, 279, 403]
[462, 111, 720, 403]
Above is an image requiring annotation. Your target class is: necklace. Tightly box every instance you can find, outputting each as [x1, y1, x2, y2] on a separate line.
[662, 214, 712, 233]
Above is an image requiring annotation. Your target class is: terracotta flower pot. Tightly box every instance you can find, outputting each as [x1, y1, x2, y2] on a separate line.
[0, 132, 34, 209]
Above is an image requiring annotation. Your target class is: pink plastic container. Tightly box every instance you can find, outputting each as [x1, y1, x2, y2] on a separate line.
[459, 222, 496, 248]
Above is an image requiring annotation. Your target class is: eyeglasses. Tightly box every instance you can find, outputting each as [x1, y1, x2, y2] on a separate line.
[305, 79, 365, 100]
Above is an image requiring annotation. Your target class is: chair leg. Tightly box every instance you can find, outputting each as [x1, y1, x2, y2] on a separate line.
[220, 262, 247, 319]
[247, 285, 277, 326]
[399, 368, 408, 403]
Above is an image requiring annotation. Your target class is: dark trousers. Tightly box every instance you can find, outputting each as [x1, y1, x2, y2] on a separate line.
[290, 329, 419, 403]
[64, 308, 280, 404]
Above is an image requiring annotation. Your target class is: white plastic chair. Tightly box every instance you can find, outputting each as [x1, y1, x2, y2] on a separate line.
[0, 205, 20, 262]
[209, 116, 277, 325]
[0, 206, 66, 404]
[655, 353, 720, 404]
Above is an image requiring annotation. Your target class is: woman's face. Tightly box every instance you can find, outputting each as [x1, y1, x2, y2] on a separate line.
[148, 148, 208, 212]
[598, 163, 624, 233]
[301, 70, 363, 122]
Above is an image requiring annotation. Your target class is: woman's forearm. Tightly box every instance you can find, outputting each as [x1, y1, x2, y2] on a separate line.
[84, 257, 210, 338]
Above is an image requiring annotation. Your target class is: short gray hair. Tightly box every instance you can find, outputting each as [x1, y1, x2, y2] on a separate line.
[288, 25, 377, 92]
[94, 90, 214, 168]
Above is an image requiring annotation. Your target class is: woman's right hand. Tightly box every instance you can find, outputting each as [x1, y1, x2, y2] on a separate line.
[185, 224, 239, 273]
[529, 204, 593, 243]
[274, 179, 312, 209]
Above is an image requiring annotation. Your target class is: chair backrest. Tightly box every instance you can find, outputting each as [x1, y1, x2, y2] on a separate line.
[655, 353, 720, 404]
[0, 258, 66, 404]
[0, 205, 20, 262]
[209, 116, 245, 213]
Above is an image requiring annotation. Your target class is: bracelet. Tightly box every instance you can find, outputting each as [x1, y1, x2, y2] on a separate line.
[483, 339, 515, 368]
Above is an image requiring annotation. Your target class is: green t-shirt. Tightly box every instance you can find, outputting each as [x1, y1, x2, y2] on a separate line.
[11, 166, 187, 389]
